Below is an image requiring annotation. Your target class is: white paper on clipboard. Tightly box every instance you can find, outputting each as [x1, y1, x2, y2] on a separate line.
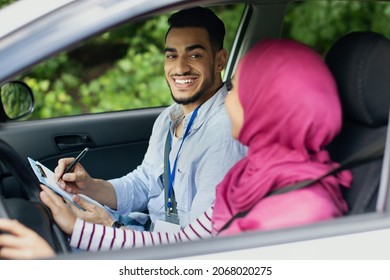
[28, 157, 114, 218]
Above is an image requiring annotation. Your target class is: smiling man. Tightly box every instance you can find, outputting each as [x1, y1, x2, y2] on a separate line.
[165, 26, 225, 109]
[54, 7, 246, 231]
[164, 25, 227, 134]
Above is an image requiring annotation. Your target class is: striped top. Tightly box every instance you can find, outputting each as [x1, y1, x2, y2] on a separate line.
[69, 207, 214, 251]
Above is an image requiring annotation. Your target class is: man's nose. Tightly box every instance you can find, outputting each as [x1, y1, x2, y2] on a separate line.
[174, 56, 190, 74]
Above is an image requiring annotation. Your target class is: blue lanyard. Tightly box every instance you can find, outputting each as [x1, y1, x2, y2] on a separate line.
[167, 105, 201, 211]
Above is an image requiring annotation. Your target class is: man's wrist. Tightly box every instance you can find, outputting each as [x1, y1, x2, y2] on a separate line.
[111, 221, 124, 228]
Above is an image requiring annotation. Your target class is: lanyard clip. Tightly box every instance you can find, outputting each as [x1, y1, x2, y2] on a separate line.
[167, 197, 172, 216]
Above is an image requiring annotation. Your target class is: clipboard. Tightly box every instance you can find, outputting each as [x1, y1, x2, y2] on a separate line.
[28, 157, 113, 217]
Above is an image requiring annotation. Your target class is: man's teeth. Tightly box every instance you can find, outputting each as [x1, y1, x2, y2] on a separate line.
[175, 79, 194, 84]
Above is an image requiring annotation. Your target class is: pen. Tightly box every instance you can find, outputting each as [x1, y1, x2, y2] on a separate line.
[57, 147, 89, 181]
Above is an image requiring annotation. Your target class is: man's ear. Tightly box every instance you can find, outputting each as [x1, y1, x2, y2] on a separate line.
[216, 49, 228, 72]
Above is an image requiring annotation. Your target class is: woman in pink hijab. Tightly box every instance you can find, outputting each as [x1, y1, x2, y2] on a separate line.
[212, 38, 351, 235]
[0, 39, 351, 258]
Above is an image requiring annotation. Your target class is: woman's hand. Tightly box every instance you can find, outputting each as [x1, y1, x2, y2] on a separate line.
[39, 184, 77, 235]
[71, 195, 115, 227]
[0, 219, 55, 259]
[41, 184, 114, 228]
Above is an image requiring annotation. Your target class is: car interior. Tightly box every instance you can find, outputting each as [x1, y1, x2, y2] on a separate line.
[1, 0, 390, 259]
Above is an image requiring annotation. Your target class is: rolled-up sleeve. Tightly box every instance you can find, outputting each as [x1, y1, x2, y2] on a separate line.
[108, 163, 150, 215]
[107, 110, 169, 216]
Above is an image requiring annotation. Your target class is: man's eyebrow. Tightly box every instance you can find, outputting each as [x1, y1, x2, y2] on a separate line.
[165, 47, 176, 53]
[185, 44, 206, 52]
[164, 44, 206, 53]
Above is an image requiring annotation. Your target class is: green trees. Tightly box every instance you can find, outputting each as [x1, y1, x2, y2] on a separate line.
[283, 1, 390, 56]
[0, 0, 13, 7]
[22, 15, 174, 118]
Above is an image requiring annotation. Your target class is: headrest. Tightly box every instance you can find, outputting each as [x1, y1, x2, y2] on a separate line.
[325, 31, 390, 127]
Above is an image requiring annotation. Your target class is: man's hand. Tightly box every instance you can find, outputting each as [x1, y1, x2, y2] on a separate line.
[54, 157, 94, 194]
[0, 219, 55, 259]
[72, 195, 115, 227]
[54, 158, 118, 209]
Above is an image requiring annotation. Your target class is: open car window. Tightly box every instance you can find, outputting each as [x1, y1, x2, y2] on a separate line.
[10, 4, 245, 120]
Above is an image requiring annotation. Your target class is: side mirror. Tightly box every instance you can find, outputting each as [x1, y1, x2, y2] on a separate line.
[0, 81, 34, 120]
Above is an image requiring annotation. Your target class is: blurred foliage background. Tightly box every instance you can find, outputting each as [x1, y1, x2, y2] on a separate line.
[282, 1, 390, 55]
[1, 0, 390, 120]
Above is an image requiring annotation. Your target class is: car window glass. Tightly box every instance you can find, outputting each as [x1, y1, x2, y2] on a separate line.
[14, 4, 244, 120]
[282, 0, 390, 56]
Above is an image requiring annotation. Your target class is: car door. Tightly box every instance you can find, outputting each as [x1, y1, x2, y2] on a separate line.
[0, 104, 161, 179]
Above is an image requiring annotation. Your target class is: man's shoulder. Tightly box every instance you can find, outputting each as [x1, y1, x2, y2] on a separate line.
[201, 106, 234, 140]
[203, 98, 230, 122]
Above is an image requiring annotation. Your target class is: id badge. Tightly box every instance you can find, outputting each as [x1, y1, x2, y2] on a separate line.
[165, 212, 179, 224]
[153, 213, 180, 233]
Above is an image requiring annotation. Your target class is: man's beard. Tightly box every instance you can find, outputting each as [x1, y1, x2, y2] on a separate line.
[168, 73, 215, 105]
[171, 88, 205, 105]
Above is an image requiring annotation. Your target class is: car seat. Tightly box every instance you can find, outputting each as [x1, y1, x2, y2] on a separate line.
[325, 31, 390, 214]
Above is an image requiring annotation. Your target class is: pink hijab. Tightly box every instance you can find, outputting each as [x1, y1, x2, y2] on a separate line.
[212, 39, 352, 235]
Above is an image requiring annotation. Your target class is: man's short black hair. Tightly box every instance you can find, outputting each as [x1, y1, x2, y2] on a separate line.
[166, 6, 226, 52]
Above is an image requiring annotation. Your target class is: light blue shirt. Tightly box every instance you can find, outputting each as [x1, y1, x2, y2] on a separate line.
[108, 84, 247, 227]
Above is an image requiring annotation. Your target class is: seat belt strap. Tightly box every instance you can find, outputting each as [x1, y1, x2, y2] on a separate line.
[268, 135, 385, 196]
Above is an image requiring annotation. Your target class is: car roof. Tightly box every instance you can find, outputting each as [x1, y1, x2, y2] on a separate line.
[0, 0, 77, 39]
